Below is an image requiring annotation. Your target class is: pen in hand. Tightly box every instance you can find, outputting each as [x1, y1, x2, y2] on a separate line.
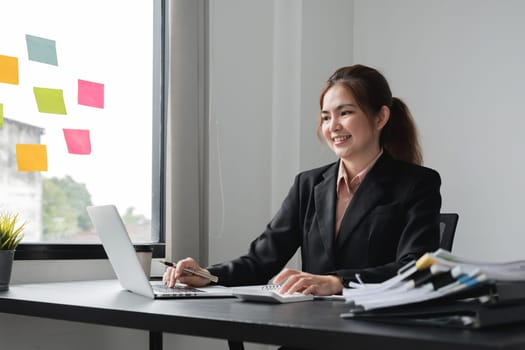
[159, 259, 219, 283]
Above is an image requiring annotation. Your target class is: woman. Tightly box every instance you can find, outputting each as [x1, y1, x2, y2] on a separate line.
[163, 64, 441, 296]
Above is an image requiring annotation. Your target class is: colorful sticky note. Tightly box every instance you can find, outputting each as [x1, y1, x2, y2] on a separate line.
[0, 103, 3, 128]
[63, 129, 91, 155]
[26, 34, 58, 66]
[33, 87, 67, 114]
[16, 144, 48, 172]
[78, 79, 104, 108]
[0, 55, 19, 85]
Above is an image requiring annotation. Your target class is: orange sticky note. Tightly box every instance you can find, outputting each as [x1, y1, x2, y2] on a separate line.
[0, 55, 19, 85]
[63, 129, 91, 155]
[16, 144, 48, 172]
[78, 79, 104, 108]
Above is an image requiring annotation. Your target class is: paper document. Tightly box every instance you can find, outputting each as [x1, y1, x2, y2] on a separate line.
[339, 248, 525, 311]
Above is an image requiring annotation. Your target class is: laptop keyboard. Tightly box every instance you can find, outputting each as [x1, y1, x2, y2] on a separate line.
[152, 284, 204, 296]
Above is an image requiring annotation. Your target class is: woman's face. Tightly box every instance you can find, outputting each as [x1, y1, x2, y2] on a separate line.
[321, 84, 384, 164]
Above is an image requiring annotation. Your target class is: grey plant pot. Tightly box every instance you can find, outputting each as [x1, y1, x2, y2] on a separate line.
[0, 250, 15, 291]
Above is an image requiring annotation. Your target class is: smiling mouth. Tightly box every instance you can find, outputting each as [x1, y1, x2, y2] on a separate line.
[332, 135, 351, 145]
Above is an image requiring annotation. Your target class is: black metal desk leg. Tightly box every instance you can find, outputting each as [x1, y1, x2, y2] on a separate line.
[150, 331, 163, 350]
[228, 340, 245, 350]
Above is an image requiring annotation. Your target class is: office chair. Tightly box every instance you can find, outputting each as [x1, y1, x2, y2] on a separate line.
[439, 213, 459, 251]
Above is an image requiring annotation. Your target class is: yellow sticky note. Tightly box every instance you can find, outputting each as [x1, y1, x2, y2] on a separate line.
[33, 87, 67, 115]
[16, 144, 48, 172]
[0, 55, 19, 85]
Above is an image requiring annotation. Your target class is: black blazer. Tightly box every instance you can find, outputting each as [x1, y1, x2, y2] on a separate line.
[208, 152, 442, 287]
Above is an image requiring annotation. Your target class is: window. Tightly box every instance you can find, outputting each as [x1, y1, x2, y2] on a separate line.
[0, 1, 165, 258]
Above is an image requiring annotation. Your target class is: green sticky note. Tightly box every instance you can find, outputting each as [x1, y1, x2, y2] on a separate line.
[0, 103, 3, 127]
[33, 87, 67, 115]
[26, 34, 58, 66]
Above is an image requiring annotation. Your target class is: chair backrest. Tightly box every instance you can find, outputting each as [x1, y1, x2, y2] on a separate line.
[439, 213, 459, 251]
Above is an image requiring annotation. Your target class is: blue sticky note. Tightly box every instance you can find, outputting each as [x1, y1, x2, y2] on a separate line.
[26, 34, 58, 66]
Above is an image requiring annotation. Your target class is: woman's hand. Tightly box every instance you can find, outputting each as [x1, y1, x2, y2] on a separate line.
[272, 268, 343, 296]
[162, 257, 211, 288]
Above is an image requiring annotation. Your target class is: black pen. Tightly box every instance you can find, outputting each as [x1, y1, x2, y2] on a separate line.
[159, 259, 219, 283]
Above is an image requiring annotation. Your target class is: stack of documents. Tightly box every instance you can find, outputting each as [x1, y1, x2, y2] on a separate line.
[340, 249, 525, 328]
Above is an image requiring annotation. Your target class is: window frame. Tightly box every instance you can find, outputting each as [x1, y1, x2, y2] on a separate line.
[14, 0, 167, 260]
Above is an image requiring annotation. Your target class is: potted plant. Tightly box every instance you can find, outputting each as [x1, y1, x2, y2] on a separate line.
[0, 211, 26, 291]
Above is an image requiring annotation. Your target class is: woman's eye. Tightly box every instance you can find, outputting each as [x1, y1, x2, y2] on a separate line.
[341, 110, 353, 116]
[321, 115, 330, 122]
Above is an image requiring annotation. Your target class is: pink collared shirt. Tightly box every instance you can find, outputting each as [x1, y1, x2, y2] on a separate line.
[335, 150, 383, 235]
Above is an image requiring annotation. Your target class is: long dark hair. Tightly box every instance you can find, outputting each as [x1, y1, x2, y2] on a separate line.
[317, 65, 422, 165]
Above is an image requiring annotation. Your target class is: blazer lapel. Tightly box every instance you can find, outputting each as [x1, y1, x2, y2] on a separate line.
[314, 163, 338, 260]
[336, 153, 393, 249]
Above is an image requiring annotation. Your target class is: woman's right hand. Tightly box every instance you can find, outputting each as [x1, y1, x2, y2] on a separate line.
[162, 257, 211, 288]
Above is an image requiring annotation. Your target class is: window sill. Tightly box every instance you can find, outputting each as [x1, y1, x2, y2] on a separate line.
[14, 243, 165, 260]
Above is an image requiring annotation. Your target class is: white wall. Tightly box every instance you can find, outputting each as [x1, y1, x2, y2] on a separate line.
[353, 0, 525, 260]
[207, 0, 352, 265]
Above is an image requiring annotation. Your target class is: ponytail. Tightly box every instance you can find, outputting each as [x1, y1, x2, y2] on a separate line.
[382, 97, 422, 165]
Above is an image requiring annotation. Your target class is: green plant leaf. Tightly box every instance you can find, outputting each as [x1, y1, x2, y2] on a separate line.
[0, 211, 26, 250]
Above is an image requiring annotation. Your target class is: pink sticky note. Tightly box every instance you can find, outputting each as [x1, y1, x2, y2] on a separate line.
[63, 129, 91, 155]
[78, 79, 104, 108]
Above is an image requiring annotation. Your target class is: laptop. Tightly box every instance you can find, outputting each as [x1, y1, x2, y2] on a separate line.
[87, 204, 233, 299]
